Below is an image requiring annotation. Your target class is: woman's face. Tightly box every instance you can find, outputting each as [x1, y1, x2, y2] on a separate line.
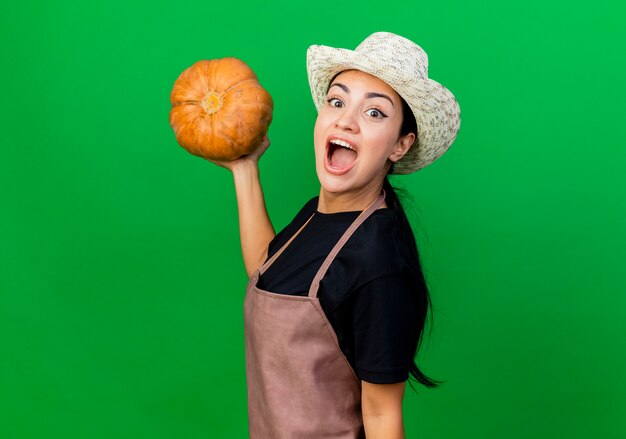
[313, 69, 414, 198]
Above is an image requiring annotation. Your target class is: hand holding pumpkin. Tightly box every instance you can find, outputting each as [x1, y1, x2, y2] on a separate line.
[207, 133, 271, 172]
[169, 57, 274, 163]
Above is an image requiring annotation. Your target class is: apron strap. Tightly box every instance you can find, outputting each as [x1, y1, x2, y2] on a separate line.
[258, 212, 316, 275]
[308, 190, 386, 299]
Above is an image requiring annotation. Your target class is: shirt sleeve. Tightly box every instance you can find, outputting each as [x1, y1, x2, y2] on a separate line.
[349, 272, 419, 384]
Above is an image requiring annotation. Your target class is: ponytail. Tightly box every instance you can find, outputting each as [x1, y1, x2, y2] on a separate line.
[382, 176, 445, 390]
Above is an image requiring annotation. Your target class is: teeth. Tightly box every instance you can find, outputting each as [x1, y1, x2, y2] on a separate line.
[330, 139, 356, 150]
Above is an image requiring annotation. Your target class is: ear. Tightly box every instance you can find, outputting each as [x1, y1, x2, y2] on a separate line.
[388, 133, 416, 163]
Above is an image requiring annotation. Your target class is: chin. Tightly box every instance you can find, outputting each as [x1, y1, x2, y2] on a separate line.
[317, 173, 362, 197]
[315, 167, 344, 194]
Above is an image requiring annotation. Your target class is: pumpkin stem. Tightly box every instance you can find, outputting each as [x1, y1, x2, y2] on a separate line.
[201, 93, 223, 115]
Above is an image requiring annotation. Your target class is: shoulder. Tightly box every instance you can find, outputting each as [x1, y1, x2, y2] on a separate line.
[267, 195, 319, 254]
[299, 195, 319, 218]
[343, 208, 411, 281]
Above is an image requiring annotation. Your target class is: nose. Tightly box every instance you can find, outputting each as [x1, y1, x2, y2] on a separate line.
[334, 108, 359, 133]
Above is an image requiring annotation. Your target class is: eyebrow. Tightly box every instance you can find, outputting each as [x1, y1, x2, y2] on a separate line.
[329, 82, 395, 108]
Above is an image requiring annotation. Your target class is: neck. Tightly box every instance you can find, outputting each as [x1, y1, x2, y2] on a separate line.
[317, 184, 386, 213]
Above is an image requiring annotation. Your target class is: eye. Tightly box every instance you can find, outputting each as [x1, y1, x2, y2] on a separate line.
[326, 97, 343, 108]
[366, 108, 387, 119]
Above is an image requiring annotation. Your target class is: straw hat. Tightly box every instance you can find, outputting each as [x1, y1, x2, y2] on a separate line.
[306, 32, 461, 174]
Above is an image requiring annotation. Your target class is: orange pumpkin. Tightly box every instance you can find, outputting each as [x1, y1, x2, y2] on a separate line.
[169, 57, 273, 161]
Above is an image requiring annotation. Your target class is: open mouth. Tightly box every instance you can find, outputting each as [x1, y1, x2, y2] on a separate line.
[327, 138, 358, 170]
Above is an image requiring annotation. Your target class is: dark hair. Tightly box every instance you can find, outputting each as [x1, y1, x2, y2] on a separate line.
[398, 97, 418, 152]
[385, 97, 445, 391]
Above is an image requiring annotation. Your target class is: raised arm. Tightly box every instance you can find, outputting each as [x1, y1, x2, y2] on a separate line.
[210, 135, 276, 278]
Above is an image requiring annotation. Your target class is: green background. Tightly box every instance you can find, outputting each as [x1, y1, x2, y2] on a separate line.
[2, 0, 625, 437]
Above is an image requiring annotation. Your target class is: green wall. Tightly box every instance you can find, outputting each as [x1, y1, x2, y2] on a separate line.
[1, 0, 624, 437]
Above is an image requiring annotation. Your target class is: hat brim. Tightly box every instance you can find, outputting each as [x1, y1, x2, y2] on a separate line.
[307, 44, 460, 174]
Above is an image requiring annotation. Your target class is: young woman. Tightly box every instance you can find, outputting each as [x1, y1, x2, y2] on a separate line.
[211, 32, 460, 439]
